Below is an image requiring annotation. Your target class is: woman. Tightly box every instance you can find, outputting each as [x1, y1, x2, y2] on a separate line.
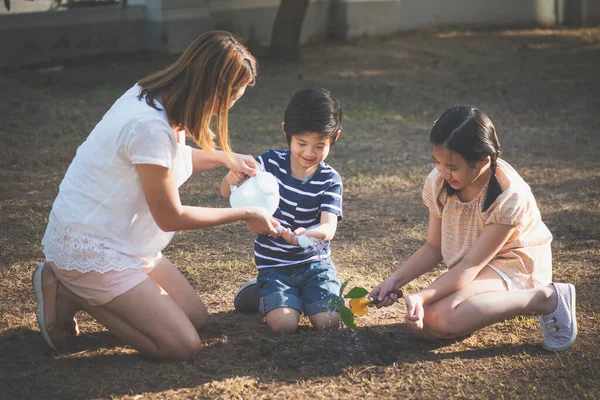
[33, 31, 280, 361]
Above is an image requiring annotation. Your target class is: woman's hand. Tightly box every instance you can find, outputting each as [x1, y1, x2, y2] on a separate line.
[405, 294, 425, 330]
[243, 207, 280, 236]
[225, 169, 248, 187]
[369, 273, 402, 308]
[225, 153, 262, 177]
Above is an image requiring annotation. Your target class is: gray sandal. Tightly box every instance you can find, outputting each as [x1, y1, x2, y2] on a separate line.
[32, 262, 59, 351]
[234, 280, 265, 313]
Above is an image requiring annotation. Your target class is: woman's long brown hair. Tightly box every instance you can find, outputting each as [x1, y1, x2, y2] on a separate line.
[138, 31, 257, 154]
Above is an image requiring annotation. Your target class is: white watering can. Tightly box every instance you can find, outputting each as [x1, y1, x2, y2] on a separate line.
[229, 171, 313, 249]
[229, 171, 280, 215]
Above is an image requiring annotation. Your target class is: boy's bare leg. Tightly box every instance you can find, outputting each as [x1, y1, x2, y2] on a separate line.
[265, 307, 301, 333]
[308, 311, 339, 330]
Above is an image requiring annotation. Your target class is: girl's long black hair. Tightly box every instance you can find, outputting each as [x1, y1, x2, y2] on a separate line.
[430, 105, 502, 212]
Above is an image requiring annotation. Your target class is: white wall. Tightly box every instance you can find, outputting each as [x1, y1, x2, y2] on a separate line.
[1, 0, 598, 68]
[341, 0, 556, 39]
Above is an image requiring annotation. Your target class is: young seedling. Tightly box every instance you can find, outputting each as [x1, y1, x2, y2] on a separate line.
[327, 280, 403, 328]
[348, 289, 404, 317]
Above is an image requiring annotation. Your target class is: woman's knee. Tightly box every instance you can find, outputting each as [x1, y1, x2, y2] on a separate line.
[159, 331, 202, 361]
[190, 306, 209, 332]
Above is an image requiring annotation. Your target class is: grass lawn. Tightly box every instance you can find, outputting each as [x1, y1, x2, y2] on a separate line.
[1, 25, 599, 399]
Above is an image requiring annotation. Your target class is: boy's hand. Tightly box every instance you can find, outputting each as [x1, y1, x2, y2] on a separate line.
[278, 226, 300, 246]
[293, 227, 307, 236]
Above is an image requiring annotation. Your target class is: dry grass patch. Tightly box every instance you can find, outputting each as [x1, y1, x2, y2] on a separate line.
[1, 25, 599, 399]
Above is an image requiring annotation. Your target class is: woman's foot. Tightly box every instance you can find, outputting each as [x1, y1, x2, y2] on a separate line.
[539, 283, 577, 352]
[32, 262, 79, 350]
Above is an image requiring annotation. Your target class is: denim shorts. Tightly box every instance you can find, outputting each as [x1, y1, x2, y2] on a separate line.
[257, 259, 340, 316]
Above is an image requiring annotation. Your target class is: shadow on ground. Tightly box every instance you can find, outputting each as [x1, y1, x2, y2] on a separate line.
[1, 313, 547, 399]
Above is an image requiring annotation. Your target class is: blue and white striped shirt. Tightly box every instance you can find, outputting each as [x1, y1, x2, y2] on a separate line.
[254, 149, 343, 269]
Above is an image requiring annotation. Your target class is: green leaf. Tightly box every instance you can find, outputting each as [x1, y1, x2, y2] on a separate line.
[4, 0, 10, 12]
[326, 297, 341, 308]
[339, 279, 349, 298]
[344, 286, 369, 299]
[339, 305, 356, 329]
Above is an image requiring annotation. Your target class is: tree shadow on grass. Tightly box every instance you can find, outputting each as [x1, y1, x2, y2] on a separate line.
[1, 310, 549, 399]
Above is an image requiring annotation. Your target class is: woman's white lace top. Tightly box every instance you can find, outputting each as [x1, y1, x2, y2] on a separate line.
[42, 84, 193, 273]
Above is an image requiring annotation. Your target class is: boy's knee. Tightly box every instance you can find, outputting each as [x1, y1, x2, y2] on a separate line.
[268, 320, 298, 334]
[310, 311, 340, 330]
[265, 308, 300, 334]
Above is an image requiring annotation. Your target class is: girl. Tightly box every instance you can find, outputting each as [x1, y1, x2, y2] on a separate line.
[371, 105, 577, 352]
[33, 31, 280, 361]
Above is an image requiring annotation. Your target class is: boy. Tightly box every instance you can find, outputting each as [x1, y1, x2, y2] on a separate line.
[221, 88, 344, 333]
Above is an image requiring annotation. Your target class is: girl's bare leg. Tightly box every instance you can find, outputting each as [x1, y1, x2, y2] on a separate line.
[418, 266, 557, 339]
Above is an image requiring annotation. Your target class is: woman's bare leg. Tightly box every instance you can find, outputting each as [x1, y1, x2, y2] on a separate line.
[147, 257, 208, 331]
[52, 257, 208, 360]
[67, 278, 203, 360]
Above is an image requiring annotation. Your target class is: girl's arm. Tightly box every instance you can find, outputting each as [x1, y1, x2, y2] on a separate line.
[414, 223, 516, 305]
[137, 163, 279, 235]
[370, 211, 444, 304]
[191, 148, 260, 175]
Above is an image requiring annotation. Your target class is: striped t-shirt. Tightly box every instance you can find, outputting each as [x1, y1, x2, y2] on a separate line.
[254, 149, 343, 269]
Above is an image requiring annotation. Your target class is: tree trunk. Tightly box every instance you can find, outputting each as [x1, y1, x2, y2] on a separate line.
[268, 0, 309, 62]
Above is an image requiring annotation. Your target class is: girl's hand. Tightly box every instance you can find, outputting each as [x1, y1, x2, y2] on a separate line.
[226, 153, 262, 177]
[244, 207, 280, 236]
[369, 274, 402, 308]
[405, 294, 425, 330]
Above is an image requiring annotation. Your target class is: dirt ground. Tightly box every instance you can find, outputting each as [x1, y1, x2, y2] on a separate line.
[1, 25, 599, 399]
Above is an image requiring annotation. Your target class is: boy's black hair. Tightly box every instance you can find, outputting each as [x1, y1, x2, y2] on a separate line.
[430, 105, 503, 212]
[283, 88, 342, 146]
